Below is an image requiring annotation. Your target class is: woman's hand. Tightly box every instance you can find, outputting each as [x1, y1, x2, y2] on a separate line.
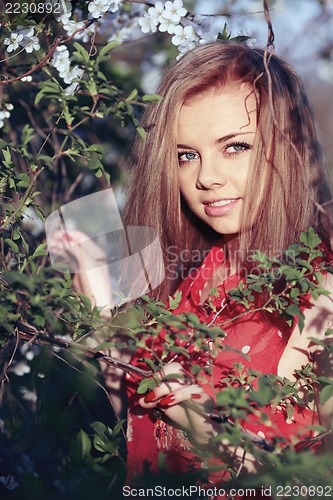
[47, 230, 114, 315]
[139, 362, 216, 446]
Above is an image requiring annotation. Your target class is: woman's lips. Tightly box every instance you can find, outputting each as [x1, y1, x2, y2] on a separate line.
[203, 198, 241, 216]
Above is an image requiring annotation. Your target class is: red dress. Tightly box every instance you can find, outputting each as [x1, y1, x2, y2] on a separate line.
[125, 239, 329, 492]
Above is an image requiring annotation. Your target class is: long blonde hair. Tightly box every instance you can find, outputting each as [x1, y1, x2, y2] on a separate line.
[123, 41, 333, 301]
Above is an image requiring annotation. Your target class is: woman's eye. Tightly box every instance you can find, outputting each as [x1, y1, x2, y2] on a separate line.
[178, 151, 198, 163]
[224, 142, 252, 156]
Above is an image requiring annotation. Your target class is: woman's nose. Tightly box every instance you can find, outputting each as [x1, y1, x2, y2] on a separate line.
[196, 156, 227, 190]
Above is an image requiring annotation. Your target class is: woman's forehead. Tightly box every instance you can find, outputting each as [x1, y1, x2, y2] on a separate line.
[177, 85, 257, 143]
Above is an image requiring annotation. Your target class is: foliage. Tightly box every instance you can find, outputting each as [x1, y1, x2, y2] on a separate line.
[0, 1, 333, 498]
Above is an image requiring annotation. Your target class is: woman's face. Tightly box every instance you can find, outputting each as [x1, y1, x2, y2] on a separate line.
[177, 85, 257, 236]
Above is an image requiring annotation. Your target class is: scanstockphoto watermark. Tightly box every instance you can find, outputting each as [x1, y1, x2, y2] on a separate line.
[123, 485, 333, 498]
[166, 245, 296, 282]
[45, 188, 165, 305]
[122, 485, 259, 498]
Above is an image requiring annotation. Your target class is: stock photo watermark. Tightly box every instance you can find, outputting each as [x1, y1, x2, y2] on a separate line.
[45, 188, 165, 306]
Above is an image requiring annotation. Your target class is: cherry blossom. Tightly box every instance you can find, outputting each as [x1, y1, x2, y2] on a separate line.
[88, 0, 112, 18]
[4, 33, 23, 53]
[171, 25, 196, 46]
[158, 16, 178, 34]
[62, 65, 84, 85]
[148, 1, 165, 22]
[0, 104, 13, 129]
[138, 12, 159, 33]
[51, 45, 71, 74]
[52, 0, 72, 24]
[88, 0, 121, 19]
[22, 35, 41, 53]
[62, 20, 86, 36]
[160, 0, 187, 25]
[21, 76, 33, 82]
[0, 476, 19, 491]
[5, 26, 41, 54]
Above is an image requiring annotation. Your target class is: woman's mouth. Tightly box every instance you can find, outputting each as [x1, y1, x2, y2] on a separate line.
[203, 198, 241, 216]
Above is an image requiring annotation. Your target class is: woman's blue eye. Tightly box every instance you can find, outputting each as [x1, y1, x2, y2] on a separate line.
[178, 151, 197, 163]
[225, 142, 252, 155]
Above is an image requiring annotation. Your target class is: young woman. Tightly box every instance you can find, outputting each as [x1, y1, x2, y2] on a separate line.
[49, 41, 333, 491]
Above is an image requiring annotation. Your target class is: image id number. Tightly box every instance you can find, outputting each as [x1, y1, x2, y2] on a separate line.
[5, 1, 63, 15]
[276, 485, 332, 497]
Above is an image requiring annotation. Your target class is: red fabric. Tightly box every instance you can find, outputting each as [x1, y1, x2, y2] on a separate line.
[125, 239, 330, 493]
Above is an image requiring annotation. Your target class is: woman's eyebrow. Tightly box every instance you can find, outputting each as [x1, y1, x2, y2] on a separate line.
[215, 131, 255, 144]
[177, 131, 255, 150]
[177, 143, 194, 149]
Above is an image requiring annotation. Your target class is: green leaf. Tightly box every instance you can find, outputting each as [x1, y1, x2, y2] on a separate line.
[17, 173, 30, 189]
[5, 238, 19, 253]
[168, 290, 182, 310]
[249, 375, 276, 406]
[300, 227, 321, 249]
[285, 304, 300, 317]
[86, 144, 105, 153]
[74, 429, 92, 459]
[21, 124, 35, 146]
[136, 126, 146, 140]
[73, 42, 90, 62]
[217, 23, 231, 40]
[142, 94, 162, 102]
[2, 147, 12, 168]
[137, 377, 157, 394]
[90, 421, 107, 434]
[126, 89, 138, 101]
[319, 384, 333, 405]
[99, 40, 121, 58]
[31, 242, 48, 259]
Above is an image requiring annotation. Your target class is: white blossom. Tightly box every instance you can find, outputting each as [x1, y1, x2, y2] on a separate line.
[64, 82, 78, 95]
[4, 33, 23, 53]
[160, 0, 187, 25]
[16, 26, 34, 39]
[19, 387, 38, 403]
[20, 341, 40, 360]
[51, 45, 71, 73]
[22, 35, 41, 53]
[0, 104, 12, 129]
[148, 1, 165, 21]
[5, 26, 41, 54]
[138, 12, 158, 33]
[171, 25, 196, 46]
[198, 32, 218, 45]
[109, 0, 122, 13]
[53, 0, 72, 24]
[88, 0, 110, 18]
[176, 41, 196, 59]
[0, 476, 19, 491]
[21, 75, 33, 82]
[158, 16, 177, 34]
[61, 65, 84, 85]
[10, 361, 31, 376]
[62, 20, 85, 36]
[88, 0, 120, 19]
